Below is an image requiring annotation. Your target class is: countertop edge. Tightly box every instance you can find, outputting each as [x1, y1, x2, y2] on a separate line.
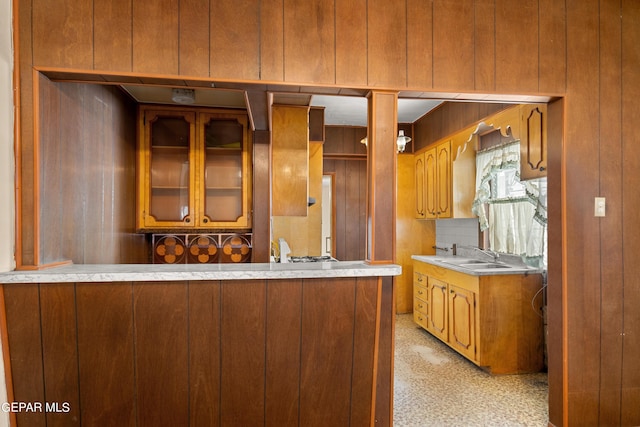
[0, 262, 402, 284]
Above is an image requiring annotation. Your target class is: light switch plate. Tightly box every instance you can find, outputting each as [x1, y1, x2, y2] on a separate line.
[595, 197, 606, 217]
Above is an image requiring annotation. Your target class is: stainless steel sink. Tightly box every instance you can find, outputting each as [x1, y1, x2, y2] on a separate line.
[440, 258, 485, 265]
[459, 263, 510, 269]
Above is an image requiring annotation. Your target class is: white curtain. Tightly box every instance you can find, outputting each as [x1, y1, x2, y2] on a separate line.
[472, 141, 547, 268]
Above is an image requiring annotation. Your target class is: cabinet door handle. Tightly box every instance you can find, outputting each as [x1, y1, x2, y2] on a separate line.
[185, 218, 191, 223]
[203, 218, 208, 223]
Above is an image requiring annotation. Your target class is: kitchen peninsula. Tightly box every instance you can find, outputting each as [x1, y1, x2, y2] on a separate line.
[0, 261, 400, 426]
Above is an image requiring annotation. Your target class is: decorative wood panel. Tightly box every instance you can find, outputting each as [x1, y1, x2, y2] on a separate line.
[265, 280, 302, 426]
[2, 285, 46, 427]
[598, 13, 624, 425]
[300, 278, 356, 425]
[76, 283, 136, 427]
[407, 0, 433, 89]
[211, 0, 260, 80]
[180, 0, 210, 77]
[32, 0, 93, 68]
[94, 0, 133, 71]
[335, 0, 368, 86]
[474, 0, 496, 92]
[188, 282, 221, 426]
[39, 284, 81, 426]
[3, 278, 389, 427]
[495, 0, 539, 93]
[221, 280, 266, 425]
[283, 0, 335, 85]
[621, 1, 640, 426]
[132, 0, 179, 75]
[433, 0, 475, 91]
[564, 2, 602, 425]
[350, 277, 380, 426]
[133, 282, 189, 426]
[259, 0, 285, 81]
[538, 0, 567, 94]
[367, 0, 407, 87]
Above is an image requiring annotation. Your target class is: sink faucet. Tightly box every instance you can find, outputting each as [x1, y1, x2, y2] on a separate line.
[473, 247, 500, 262]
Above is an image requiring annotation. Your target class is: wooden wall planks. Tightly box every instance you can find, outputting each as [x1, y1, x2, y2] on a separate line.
[323, 127, 367, 262]
[3, 278, 385, 426]
[180, 0, 211, 77]
[433, 0, 475, 91]
[23, 0, 569, 92]
[211, 0, 261, 80]
[94, 0, 133, 72]
[335, 0, 368, 86]
[37, 78, 146, 265]
[76, 283, 136, 427]
[133, 0, 180, 75]
[284, 0, 335, 85]
[12, 0, 640, 425]
[620, 1, 640, 424]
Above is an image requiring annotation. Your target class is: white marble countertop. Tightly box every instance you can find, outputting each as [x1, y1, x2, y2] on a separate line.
[411, 255, 543, 276]
[0, 261, 402, 283]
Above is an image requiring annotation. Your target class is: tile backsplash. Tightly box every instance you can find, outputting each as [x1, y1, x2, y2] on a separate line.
[435, 218, 480, 255]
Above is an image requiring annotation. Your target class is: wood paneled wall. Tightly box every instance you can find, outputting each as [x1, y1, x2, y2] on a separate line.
[323, 126, 367, 261]
[413, 102, 512, 152]
[37, 77, 147, 265]
[3, 277, 384, 427]
[12, 0, 640, 425]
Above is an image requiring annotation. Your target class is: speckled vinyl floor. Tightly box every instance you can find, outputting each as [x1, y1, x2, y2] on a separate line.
[394, 314, 548, 427]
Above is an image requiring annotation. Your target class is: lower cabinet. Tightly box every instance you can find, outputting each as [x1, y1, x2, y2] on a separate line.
[413, 260, 544, 374]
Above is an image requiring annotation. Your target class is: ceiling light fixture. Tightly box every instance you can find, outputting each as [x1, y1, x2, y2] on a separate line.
[171, 88, 195, 104]
[396, 130, 411, 153]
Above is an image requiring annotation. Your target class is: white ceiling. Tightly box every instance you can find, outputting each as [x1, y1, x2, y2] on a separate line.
[122, 85, 443, 127]
[310, 95, 443, 126]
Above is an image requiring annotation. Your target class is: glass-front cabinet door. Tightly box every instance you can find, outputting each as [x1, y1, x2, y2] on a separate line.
[137, 106, 252, 231]
[199, 113, 251, 228]
[140, 110, 197, 228]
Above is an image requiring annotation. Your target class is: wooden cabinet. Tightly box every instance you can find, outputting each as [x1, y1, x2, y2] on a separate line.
[419, 142, 450, 219]
[413, 265, 429, 329]
[412, 259, 544, 374]
[271, 105, 309, 217]
[486, 103, 547, 180]
[448, 283, 476, 361]
[137, 106, 252, 231]
[414, 152, 426, 218]
[415, 137, 474, 219]
[519, 104, 547, 180]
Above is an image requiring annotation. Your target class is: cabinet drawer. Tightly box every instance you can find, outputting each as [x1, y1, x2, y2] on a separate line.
[414, 271, 427, 287]
[414, 310, 429, 330]
[414, 281, 428, 303]
[414, 297, 428, 316]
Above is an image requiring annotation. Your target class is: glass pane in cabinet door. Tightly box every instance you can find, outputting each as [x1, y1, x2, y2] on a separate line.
[203, 118, 243, 222]
[149, 116, 190, 221]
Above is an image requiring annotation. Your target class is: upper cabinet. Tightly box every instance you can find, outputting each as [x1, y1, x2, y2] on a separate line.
[488, 104, 547, 180]
[519, 104, 547, 180]
[415, 135, 475, 220]
[271, 105, 310, 217]
[137, 106, 252, 231]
